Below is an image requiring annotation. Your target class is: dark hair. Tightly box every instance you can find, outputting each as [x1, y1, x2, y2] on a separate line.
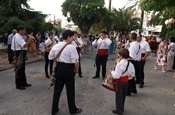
[74, 31, 78, 34]
[118, 48, 129, 59]
[130, 32, 137, 40]
[62, 30, 75, 40]
[17, 25, 26, 32]
[100, 31, 107, 35]
[48, 31, 54, 36]
[169, 36, 175, 43]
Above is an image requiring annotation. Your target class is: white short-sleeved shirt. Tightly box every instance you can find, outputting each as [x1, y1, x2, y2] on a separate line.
[11, 33, 26, 51]
[45, 38, 56, 48]
[139, 40, 151, 53]
[92, 38, 112, 49]
[128, 41, 141, 61]
[54, 36, 60, 43]
[7, 33, 14, 45]
[72, 37, 83, 47]
[49, 41, 79, 63]
[168, 42, 175, 56]
[111, 59, 135, 80]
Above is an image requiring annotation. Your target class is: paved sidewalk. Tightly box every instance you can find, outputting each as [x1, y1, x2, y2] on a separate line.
[0, 49, 41, 71]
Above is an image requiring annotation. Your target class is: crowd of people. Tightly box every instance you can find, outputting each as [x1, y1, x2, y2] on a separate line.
[7, 24, 175, 115]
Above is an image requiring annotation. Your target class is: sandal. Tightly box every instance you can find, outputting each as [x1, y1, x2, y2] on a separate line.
[70, 108, 82, 114]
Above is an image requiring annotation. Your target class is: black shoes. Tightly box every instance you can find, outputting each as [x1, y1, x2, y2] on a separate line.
[79, 75, 83, 78]
[52, 108, 59, 115]
[16, 86, 26, 90]
[70, 108, 82, 114]
[46, 75, 50, 78]
[23, 84, 32, 87]
[112, 110, 123, 115]
[139, 84, 144, 88]
[132, 90, 137, 94]
[92, 76, 99, 79]
[16, 83, 31, 90]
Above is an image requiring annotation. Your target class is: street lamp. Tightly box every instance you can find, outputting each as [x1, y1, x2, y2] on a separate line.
[165, 18, 175, 37]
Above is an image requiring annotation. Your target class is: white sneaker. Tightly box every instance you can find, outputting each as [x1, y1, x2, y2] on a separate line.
[162, 70, 165, 73]
[155, 66, 157, 70]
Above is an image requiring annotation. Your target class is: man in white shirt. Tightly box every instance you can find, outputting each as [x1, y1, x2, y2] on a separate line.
[53, 31, 60, 43]
[7, 29, 16, 64]
[137, 33, 151, 88]
[11, 25, 31, 90]
[45, 32, 56, 78]
[127, 32, 141, 96]
[72, 32, 83, 78]
[49, 30, 82, 115]
[92, 31, 112, 79]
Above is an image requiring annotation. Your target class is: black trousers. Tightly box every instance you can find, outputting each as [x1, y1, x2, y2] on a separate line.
[52, 62, 77, 114]
[45, 52, 54, 77]
[8, 44, 14, 63]
[173, 57, 175, 69]
[138, 60, 145, 85]
[116, 82, 128, 113]
[95, 54, 108, 78]
[127, 60, 138, 94]
[78, 52, 82, 76]
[15, 50, 27, 87]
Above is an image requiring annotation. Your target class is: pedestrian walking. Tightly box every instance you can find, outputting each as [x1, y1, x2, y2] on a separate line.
[154, 38, 168, 72]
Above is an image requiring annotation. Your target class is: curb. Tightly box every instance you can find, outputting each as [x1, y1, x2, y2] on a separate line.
[0, 59, 41, 72]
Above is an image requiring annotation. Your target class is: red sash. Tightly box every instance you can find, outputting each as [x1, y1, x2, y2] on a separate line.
[114, 76, 128, 91]
[97, 49, 108, 55]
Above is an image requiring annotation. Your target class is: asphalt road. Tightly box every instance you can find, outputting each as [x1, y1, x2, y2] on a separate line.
[0, 51, 175, 115]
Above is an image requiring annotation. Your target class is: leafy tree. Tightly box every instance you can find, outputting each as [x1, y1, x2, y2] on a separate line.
[90, 8, 114, 33]
[0, 0, 46, 33]
[141, 0, 175, 12]
[141, 0, 175, 37]
[111, 6, 141, 33]
[62, 0, 106, 34]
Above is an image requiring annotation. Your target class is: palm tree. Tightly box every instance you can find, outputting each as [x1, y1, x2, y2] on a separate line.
[109, 0, 112, 11]
[112, 6, 141, 33]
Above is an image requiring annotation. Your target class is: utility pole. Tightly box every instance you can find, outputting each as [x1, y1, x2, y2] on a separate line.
[109, 0, 111, 11]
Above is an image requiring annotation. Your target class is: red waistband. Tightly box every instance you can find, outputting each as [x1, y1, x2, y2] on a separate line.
[117, 76, 128, 82]
[97, 49, 108, 55]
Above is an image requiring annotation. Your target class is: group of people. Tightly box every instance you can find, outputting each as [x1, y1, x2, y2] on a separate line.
[91, 31, 151, 115]
[10, 24, 153, 115]
[155, 36, 175, 72]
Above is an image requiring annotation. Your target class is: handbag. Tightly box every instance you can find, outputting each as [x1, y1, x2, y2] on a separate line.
[102, 61, 130, 92]
[48, 43, 69, 89]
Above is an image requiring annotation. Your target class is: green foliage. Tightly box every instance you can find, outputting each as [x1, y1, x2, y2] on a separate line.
[90, 8, 114, 33]
[62, 0, 106, 34]
[168, 29, 175, 37]
[141, 0, 175, 12]
[0, 0, 46, 34]
[112, 6, 141, 33]
[141, 0, 175, 37]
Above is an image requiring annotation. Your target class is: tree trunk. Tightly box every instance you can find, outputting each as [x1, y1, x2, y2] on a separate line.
[79, 24, 92, 34]
[141, 10, 144, 29]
